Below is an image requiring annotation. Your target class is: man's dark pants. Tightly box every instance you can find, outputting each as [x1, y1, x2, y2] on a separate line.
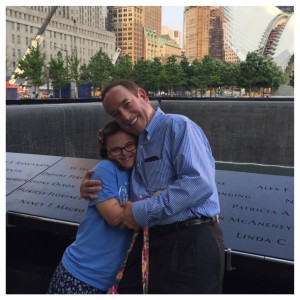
[118, 220, 225, 294]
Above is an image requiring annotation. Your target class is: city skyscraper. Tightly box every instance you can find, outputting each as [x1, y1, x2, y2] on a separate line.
[107, 6, 143, 63]
[183, 6, 211, 62]
[143, 6, 162, 38]
[107, 6, 162, 63]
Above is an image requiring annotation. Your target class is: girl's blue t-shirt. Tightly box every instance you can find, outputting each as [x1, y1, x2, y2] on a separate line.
[62, 160, 133, 291]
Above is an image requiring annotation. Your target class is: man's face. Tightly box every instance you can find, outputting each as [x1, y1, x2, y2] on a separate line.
[103, 85, 154, 136]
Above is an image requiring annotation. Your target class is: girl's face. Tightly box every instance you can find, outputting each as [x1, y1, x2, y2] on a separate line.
[106, 131, 137, 170]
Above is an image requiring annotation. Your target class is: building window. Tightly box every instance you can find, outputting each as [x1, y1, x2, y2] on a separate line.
[12, 34, 15, 43]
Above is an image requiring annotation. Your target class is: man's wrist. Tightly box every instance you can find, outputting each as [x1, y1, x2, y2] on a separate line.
[132, 200, 150, 227]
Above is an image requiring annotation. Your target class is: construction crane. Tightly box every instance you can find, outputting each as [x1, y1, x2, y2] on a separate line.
[112, 48, 122, 65]
[9, 6, 58, 85]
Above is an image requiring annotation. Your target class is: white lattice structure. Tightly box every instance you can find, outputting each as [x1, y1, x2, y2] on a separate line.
[220, 6, 294, 70]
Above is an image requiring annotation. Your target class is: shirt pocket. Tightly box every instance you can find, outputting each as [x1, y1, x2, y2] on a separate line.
[142, 159, 167, 189]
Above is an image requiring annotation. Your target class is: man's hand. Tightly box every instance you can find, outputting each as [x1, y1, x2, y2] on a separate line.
[80, 170, 102, 200]
[119, 201, 139, 231]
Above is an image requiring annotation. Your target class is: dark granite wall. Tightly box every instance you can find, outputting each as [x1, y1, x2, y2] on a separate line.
[6, 99, 294, 166]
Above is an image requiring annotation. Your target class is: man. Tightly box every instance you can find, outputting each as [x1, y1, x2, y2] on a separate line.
[80, 80, 224, 294]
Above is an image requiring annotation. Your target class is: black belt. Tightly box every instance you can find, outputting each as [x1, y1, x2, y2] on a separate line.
[150, 216, 219, 235]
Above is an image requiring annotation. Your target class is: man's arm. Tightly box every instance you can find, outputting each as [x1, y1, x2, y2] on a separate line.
[80, 170, 102, 200]
[119, 190, 163, 229]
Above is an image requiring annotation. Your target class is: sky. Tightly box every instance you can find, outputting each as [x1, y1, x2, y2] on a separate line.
[162, 6, 184, 32]
[162, 6, 184, 47]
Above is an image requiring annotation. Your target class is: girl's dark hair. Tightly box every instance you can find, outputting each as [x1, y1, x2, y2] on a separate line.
[98, 121, 123, 159]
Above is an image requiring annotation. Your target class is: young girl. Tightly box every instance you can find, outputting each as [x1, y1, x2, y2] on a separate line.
[48, 121, 137, 294]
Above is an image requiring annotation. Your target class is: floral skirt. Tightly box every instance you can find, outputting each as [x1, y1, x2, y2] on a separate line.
[47, 261, 105, 294]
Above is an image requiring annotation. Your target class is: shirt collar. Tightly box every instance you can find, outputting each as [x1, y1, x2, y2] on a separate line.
[143, 107, 164, 141]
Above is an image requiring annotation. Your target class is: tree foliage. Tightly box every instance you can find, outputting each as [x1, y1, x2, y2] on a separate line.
[14, 44, 45, 93]
[114, 54, 133, 80]
[68, 50, 81, 97]
[149, 57, 164, 94]
[289, 71, 294, 87]
[87, 49, 114, 93]
[48, 51, 69, 98]
[239, 52, 288, 94]
[12, 44, 290, 98]
[160, 55, 186, 96]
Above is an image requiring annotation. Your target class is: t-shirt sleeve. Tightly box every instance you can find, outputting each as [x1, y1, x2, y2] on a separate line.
[88, 160, 119, 207]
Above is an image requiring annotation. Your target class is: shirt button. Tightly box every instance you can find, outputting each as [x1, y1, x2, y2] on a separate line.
[139, 195, 143, 199]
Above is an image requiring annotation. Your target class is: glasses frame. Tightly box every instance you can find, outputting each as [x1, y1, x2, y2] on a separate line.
[108, 141, 137, 157]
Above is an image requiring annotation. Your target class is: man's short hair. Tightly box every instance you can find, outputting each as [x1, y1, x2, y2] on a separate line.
[101, 80, 140, 102]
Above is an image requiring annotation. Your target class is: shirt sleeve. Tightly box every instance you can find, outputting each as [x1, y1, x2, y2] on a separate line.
[132, 117, 218, 227]
[89, 160, 120, 207]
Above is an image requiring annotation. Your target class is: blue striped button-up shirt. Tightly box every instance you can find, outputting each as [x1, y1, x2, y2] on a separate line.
[131, 108, 220, 227]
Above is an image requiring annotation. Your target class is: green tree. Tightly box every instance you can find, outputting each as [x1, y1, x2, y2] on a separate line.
[68, 50, 81, 98]
[132, 58, 152, 91]
[264, 57, 288, 93]
[239, 52, 288, 96]
[114, 54, 133, 80]
[79, 64, 92, 83]
[161, 55, 186, 96]
[48, 51, 69, 98]
[200, 56, 223, 97]
[13, 44, 45, 97]
[87, 49, 114, 94]
[190, 59, 207, 97]
[289, 71, 294, 87]
[221, 61, 240, 96]
[239, 52, 269, 96]
[180, 56, 193, 95]
[149, 57, 163, 95]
